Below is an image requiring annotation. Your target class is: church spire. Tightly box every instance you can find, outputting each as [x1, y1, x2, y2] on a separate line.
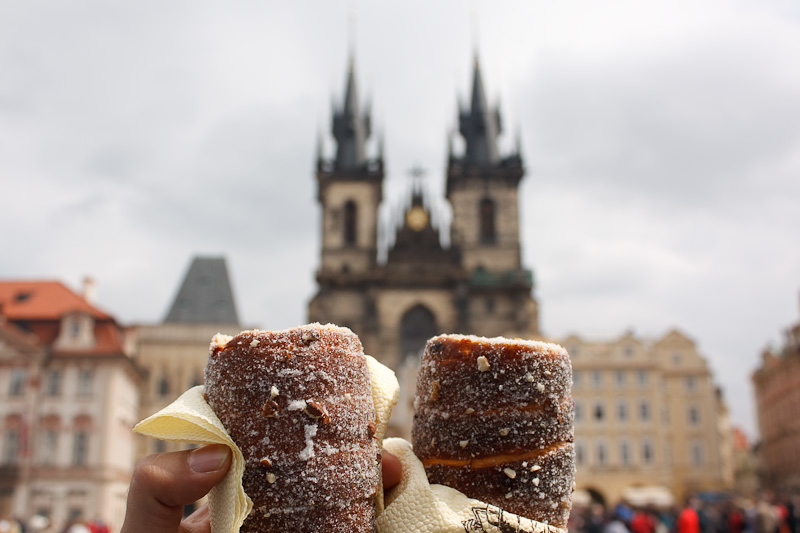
[459, 56, 502, 165]
[332, 57, 371, 170]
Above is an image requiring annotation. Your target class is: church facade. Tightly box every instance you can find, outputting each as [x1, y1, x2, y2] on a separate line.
[308, 58, 541, 376]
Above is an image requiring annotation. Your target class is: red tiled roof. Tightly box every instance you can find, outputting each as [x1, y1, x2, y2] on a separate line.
[0, 280, 111, 321]
[0, 280, 125, 355]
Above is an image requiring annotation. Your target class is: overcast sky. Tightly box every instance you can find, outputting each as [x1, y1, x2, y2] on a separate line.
[2, 0, 799, 439]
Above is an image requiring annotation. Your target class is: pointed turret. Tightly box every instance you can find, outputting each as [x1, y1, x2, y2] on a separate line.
[332, 58, 371, 170]
[459, 57, 502, 165]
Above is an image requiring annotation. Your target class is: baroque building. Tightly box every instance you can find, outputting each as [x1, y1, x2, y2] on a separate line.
[0, 280, 142, 531]
[567, 330, 733, 506]
[752, 295, 800, 494]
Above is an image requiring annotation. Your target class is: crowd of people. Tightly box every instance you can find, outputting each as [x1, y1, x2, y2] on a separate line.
[0, 516, 109, 533]
[569, 493, 799, 533]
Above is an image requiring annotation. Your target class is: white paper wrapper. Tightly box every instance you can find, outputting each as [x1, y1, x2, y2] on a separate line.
[378, 437, 565, 533]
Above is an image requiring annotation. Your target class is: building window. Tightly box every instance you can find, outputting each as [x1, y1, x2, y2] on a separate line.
[690, 442, 704, 466]
[685, 376, 697, 392]
[2, 430, 19, 464]
[479, 197, 496, 243]
[592, 371, 603, 388]
[672, 352, 682, 365]
[642, 438, 655, 465]
[343, 200, 357, 246]
[572, 371, 582, 388]
[614, 370, 626, 387]
[688, 405, 701, 425]
[596, 441, 608, 466]
[574, 401, 584, 423]
[77, 369, 93, 397]
[72, 432, 88, 466]
[40, 430, 58, 466]
[636, 370, 648, 387]
[594, 402, 605, 421]
[8, 369, 26, 397]
[69, 319, 81, 338]
[619, 439, 632, 466]
[639, 400, 651, 422]
[45, 370, 62, 397]
[617, 400, 629, 422]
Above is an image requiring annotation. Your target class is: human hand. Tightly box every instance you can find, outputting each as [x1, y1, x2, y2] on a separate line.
[121, 444, 403, 533]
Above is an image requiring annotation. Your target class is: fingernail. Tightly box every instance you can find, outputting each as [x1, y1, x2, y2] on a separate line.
[188, 445, 230, 473]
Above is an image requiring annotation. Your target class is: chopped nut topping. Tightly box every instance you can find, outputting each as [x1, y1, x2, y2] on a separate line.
[250, 339, 260, 347]
[536, 382, 545, 392]
[367, 420, 377, 439]
[465, 408, 475, 414]
[499, 428, 511, 437]
[532, 477, 540, 486]
[530, 464, 542, 472]
[459, 440, 470, 448]
[304, 401, 330, 423]
[505, 492, 513, 499]
[270, 386, 279, 398]
[300, 331, 319, 345]
[525, 372, 535, 382]
[261, 400, 279, 417]
[266, 473, 277, 484]
[344, 393, 352, 401]
[260, 457, 273, 467]
[503, 468, 517, 479]
[477, 356, 491, 372]
[543, 370, 552, 376]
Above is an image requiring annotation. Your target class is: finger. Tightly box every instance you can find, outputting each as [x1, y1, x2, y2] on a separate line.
[122, 444, 231, 533]
[180, 503, 211, 533]
[382, 450, 402, 490]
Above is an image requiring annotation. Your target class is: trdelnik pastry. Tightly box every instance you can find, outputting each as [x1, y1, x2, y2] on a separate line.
[411, 333, 576, 529]
[204, 323, 382, 533]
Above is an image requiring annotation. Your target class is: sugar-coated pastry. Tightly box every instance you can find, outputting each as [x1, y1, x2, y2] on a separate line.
[412, 334, 575, 528]
[204, 323, 379, 533]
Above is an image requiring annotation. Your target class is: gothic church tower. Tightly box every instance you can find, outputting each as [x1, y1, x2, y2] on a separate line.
[316, 58, 383, 278]
[446, 57, 539, 337]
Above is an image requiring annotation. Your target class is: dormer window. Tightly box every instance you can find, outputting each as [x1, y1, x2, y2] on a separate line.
[54, 312, 96, 350]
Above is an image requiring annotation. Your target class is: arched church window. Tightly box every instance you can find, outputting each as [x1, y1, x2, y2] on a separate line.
[479, 197, 496, 243]
[399, 305, 438, 366]
[344, 200, 357, 246]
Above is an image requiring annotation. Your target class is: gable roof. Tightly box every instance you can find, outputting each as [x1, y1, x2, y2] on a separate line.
[0, 280, 111, 321]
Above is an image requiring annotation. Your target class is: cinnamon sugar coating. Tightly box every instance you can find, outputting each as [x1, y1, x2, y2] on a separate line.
[412, 334, 575, 528]
[204, 324, 379, 533]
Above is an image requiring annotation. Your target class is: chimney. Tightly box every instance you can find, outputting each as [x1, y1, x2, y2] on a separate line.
[83, 276, 96, 304]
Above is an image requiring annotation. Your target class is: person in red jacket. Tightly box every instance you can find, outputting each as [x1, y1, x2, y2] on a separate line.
[677, 497, 701, 533]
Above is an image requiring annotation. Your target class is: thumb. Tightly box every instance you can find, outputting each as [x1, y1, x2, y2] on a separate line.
[121, 444, 231, 533]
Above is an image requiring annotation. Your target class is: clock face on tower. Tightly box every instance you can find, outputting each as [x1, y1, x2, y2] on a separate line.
[406, 206, 429, 231]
